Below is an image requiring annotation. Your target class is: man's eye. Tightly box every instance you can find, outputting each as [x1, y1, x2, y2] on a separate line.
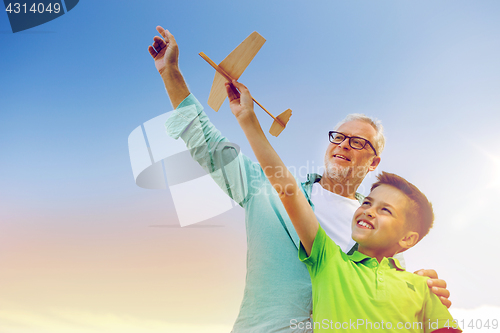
[334, 135, 343, 141]
[352, 138, 362, 145]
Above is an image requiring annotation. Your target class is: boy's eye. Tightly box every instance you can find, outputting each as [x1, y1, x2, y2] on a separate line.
[362, 201, 370, 206]
[382, 207, 392, 215]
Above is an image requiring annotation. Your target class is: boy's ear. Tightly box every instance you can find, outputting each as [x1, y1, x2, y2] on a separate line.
[399, 231, 419, 250]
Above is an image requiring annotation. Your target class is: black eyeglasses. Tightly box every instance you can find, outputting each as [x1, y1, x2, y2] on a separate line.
[328, 131, 378, 156]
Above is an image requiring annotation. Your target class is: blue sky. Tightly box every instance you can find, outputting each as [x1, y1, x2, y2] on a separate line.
[1, 0, 500, 331]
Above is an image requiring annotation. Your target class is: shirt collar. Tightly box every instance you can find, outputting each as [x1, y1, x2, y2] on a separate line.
[389, 257, 405, 271]
[349, 251, 372, 263]
[306, 173, 322, 185]
[348, 251, 406, 271]
[305, 173, 365, 204]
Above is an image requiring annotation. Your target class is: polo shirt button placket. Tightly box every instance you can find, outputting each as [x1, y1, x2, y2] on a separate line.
[376, 267, 387, 299]
[378, 268, 384, 282]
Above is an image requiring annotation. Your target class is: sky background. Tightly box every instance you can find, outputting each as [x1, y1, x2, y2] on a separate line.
[1, 0, 500, 332]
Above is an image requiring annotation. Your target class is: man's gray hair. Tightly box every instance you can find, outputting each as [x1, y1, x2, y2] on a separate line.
[333, 113, 385, 155]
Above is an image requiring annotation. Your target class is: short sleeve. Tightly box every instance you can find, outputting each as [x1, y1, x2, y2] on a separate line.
[423, 290, 462, 333]
[299, 226, 342, 277]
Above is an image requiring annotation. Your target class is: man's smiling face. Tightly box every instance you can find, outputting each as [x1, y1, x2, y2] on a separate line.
[323, 120, 379, 182]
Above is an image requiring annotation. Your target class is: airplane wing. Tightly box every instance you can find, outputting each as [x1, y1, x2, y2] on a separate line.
[207, 31, 266, 111]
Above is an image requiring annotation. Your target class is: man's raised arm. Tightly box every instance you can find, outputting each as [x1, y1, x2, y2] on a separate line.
[148, 26, 189, 108]
[147, 27, 260, 207]
[226, 80, 319, 255]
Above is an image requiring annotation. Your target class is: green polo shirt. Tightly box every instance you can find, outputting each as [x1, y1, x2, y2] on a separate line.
[299, 226, 461, 332]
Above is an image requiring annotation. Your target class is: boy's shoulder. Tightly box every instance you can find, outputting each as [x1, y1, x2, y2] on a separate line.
[387, 263, 435, 299]
[349, 255, 432, 295]
[395, 268, 430, 284]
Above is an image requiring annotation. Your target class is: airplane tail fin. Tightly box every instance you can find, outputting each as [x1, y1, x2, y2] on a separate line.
[269, 109, 292, 137]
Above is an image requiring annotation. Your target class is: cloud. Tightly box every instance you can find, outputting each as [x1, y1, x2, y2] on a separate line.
[0, 308, 231, 333]
[449, 306, 500, 332]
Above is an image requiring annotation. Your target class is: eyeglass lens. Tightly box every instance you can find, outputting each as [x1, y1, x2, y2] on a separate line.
[330, 133, 366, 150]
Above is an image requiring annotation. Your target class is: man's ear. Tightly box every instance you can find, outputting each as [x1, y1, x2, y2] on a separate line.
[368, 156, 381, 172]
[399, 231, 419, 250]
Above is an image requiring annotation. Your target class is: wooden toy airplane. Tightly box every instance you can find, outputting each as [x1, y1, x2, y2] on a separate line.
[199, 32, 292, 137]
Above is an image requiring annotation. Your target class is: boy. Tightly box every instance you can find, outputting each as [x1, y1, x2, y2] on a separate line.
[226, 80, 461, 332]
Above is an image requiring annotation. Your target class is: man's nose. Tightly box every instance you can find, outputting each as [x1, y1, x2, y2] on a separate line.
[338, 138, 351, 150]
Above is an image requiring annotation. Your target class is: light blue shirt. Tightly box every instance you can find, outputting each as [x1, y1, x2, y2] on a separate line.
[166, 93, 362, 332]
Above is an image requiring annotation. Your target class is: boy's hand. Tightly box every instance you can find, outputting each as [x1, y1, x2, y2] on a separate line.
[148, 26, 179, 76]
[225, 80, 254, 119]
[414, 269, 452, 308]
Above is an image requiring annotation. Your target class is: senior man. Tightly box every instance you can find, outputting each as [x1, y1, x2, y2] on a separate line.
[148, 26, 451, 333]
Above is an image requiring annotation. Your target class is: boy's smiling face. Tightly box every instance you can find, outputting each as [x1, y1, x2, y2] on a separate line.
[351, 184, 418, 261]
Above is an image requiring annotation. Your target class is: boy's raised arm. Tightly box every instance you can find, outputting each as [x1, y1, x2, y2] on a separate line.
[226, 81, 318, 255]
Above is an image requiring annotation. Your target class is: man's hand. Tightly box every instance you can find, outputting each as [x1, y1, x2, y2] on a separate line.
[225, 80, 254, 119]
[148, 26, 179, 76]
[148, 26, 189, 109]
[414, 269, 452, 308]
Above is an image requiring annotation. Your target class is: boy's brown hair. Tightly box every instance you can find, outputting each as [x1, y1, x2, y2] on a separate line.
[371, 172, 434, 243]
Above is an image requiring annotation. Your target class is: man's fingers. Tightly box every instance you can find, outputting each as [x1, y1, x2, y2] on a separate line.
[428, 278, 449, 299]
[148, 45, 158, 58]
[427, 278, 447, 289]
[440, 296, 452, 309]
[164, 29, 175, 41]
[426, 277, 451, 308]
[431, 286, 451, 299]
[153, 36, 166, 51]
[156, 25, 166, 38]
[155, 26, 169, 44]
[414, 269, 438, 279]
[156, 26, 176, 46]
